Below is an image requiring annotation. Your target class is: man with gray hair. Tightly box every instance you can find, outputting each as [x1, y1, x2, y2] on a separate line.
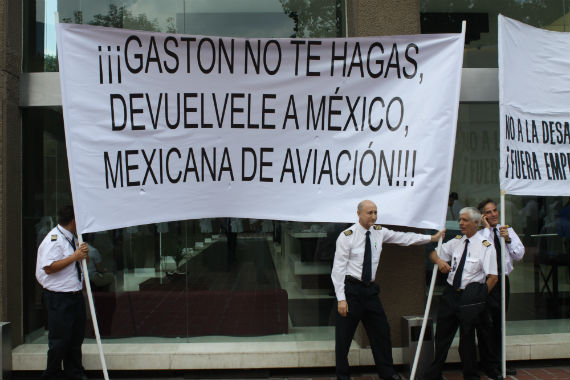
[420, 207, 498, 380]
[332, 200, 445, 380]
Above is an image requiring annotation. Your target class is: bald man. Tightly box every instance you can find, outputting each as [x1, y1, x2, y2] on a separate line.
[331, 200, 444, 380]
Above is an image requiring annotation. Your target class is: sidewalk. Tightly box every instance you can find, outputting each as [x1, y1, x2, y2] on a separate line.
[11, 361, 570, 380]
[317, 363, 570, 380]
[435, 368, 570, 380]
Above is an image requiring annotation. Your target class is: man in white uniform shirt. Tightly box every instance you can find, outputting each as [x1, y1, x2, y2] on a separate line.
[476, 199, 525, 378]
[331, 200, 444, 380]
[421, 207, 498, 380]
[35, 205, 89, 380]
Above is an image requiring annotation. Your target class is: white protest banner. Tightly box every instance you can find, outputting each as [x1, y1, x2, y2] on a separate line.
[56, 23, 464, 234]
[499, 15, 570, 196]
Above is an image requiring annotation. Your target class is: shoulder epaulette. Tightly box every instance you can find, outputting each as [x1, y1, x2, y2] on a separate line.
[482, 240, 491, 247]
[455, 235, 462, 239]
[477, 225, 485, 230]
[51, 234, 58, 241]
[504, 225, 511, 228]
[344, 229, 353, 236]
[373, 225, 382, 230]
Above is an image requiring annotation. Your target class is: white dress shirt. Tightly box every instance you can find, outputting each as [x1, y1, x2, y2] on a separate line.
[437, 233, 497, 289]
[477, 223, 525, 275]
[36, 225, 83, 292]
[331, 223, 431, 301]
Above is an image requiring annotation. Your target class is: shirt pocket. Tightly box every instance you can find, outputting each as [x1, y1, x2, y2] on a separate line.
[369, 243, 380, 266]
[464, 257, 480, 275]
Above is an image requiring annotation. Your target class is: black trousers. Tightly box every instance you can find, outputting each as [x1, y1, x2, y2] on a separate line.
[422, 283, 487, 380]
[335, 279, 396, 380]
[477, 276, 511, 376]
[42, 290, 86, 379]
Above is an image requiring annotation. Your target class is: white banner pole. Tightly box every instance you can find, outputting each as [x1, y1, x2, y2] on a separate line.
[410, 19, 466, 380]
[78, 234, 110, 380]
[500, 190, 507, 378]
[409, 239, 442, 380]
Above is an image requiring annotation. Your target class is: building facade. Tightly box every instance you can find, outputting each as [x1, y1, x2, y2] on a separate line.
[0, 0, 569, 372]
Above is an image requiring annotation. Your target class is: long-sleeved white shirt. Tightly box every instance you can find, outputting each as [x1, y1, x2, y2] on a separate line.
[477, 223, 525, 275]
[331, 223, 431, 301]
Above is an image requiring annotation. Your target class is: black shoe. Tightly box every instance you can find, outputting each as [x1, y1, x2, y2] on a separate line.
[506, 368, 517, 376]
[487, 374, 504, 380]
[389, 374, 401, 380]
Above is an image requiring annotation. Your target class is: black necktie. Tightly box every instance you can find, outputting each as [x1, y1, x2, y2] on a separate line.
[58, 226, 82, 282]
[362, 231, 372, 283]
[493, 227, 503, 276]
[72, 240, 82, 282]
[453, 239, 469, 290]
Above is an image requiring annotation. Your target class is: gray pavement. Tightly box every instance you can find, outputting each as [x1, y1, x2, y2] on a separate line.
[10, 360, 570, 380]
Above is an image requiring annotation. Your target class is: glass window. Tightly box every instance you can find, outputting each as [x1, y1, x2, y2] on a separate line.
[23, 0, 346, 72]
[23, 108, 348, 342]
[23, 108, 72, 337]
[23, 0, 569, 347]
[420, 0, 570, 67]
[23, 0, 346, 343]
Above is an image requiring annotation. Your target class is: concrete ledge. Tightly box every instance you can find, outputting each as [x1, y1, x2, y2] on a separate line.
[12, 333, 570, 371]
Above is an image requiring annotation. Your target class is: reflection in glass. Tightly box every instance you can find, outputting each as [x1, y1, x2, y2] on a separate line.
[420, 0, 569, 67]
[23, 110, 351, 342]
[23, 0, 345, 72]
[23, 0, 346, 343]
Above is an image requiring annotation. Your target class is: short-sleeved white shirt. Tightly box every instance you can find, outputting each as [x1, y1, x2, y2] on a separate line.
[35, 225, 83, 292]
[331, 223, 431, 301]
[437, 233, 497, 289]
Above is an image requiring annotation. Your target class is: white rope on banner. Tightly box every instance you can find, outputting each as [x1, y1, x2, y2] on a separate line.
[55, 11, 111, 380]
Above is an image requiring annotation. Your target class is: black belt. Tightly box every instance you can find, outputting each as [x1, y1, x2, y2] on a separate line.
[447, 283, 464, 293]
[44, 289, 82, 295]
[345, 275, 374, 286]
